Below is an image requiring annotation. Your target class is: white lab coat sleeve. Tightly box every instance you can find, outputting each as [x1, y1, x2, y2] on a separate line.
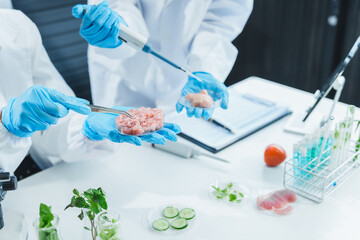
[88, 0, 149, 60]
[21, 13, 117, 166]
[0, 113, 32, 173]
[187, 0, 253, 82]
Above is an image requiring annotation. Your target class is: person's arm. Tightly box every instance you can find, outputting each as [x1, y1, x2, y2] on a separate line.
[0, 108, 32, 173]
[17, 12, 117, 166]
[187, 0, 253, 82]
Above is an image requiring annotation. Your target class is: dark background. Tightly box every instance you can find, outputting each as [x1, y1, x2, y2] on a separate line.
[12, 0, 360, 106]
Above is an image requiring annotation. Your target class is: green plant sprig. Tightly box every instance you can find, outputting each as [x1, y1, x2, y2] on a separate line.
[65, 188, 108, 240]
[38, 203, 60, 240]
[211, 182, 244, 203]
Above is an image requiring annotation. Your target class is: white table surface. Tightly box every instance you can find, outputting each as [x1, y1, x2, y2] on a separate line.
[4, 76, 360, 240]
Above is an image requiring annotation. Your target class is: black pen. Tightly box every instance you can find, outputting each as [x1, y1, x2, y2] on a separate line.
[208, 118, 235, 134]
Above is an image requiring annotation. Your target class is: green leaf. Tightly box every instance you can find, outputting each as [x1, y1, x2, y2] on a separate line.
[349, 105, 355, 115]
[211, 186, 220, 192]
[97, 195, 108, 210]
[84, 226, 91, 231]
[86, 211, 95, 221]
[73, 189, 80, 197]
[238, 192, 244, 198]
[78, 210, 84, 220]
[226, 183, 233, 189]
[229, 193, 237, 202]
[90, 202, 101, 215]
[39, 203, 54, 229]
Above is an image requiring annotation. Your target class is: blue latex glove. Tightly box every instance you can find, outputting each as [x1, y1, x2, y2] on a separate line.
[1, 86, 91, 138]
[82, 106, 181, 145]
[176, 72, 229, 120]
[72, 0, 127, 48]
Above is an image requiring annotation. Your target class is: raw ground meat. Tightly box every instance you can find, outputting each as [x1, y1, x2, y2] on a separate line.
[185, 89, 214, 108]
[257, 189, 297, 215]
[115, 107, 164, 135]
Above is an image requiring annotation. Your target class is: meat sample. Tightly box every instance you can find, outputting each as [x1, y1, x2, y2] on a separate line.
[115, 107, 164, 135]
[185, 90, 214, 108]
[257, 189, 297, 215]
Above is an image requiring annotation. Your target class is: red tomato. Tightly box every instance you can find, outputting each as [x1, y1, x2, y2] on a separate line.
[264, 144, 287, 167]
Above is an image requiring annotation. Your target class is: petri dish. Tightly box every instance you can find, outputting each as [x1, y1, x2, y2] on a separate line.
[145, 204, 197, 236]
[209, 180, 251, 208]
[255, 188, 298, 216]
[178, 90, 222, 110]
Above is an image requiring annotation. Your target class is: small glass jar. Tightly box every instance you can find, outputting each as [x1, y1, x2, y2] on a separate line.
[95, 211, 123, 240]
[33, 214, 63, 240]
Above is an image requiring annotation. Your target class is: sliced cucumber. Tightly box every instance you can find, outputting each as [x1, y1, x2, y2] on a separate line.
[152, 219, 170, 231]
[162, 206, 179, 219]
[171, 218, 188, 230]
[179, 208, 196, 220]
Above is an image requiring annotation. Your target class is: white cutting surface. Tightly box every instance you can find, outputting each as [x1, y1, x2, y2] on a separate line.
[3, 76, 360, 240]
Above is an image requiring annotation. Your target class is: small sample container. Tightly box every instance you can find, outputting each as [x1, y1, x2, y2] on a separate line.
[145, 204, 197, 236]
[33, 214, 63, 240]
[178, 90, 222, 110]
[96, 211, 123, 240]
[209, 180, 251, 208]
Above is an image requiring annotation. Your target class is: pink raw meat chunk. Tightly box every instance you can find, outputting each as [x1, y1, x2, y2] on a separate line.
[115, 107, 164, 135]
[257, 189, 297, 214]
[185, 89, 214, 108]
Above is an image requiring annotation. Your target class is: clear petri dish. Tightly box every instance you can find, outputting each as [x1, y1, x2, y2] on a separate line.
[255, 188, 298, 216]
[145, 204, 197, 236]
[208, 180, 251, 208]
[117, 127, 163, 137]
[178, 90, 222, 110]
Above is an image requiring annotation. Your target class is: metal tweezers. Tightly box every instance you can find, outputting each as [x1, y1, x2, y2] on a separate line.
[88, 104, 133, 118]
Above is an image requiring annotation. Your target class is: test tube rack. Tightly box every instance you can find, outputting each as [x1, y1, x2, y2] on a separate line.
[283, 140, 360, 203]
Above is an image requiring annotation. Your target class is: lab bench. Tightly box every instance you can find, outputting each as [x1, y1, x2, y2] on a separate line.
[3, 76, 360, 240]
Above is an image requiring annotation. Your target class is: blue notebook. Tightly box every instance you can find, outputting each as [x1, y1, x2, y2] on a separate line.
[165, 92, 291, 153]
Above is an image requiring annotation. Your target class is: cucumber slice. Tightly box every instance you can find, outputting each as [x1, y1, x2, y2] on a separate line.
[179, 208, 196, 220]
[162, 206, 179, 219]
[171, 218, 188, 230]
[152, 219, 170, 231]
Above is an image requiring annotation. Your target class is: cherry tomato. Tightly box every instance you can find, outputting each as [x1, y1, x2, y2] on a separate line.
[264, 144, 287, 167]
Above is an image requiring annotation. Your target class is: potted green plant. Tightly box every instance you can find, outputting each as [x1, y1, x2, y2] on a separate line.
[65, 188, 108, 240]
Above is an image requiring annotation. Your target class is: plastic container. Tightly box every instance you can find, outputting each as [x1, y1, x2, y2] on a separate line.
[209, 180, 251, 208]
[145, 204, 196, 236]
[255, 189, 298, 216]
[33, 214, 63, 240]
[178, 90, 222, 110]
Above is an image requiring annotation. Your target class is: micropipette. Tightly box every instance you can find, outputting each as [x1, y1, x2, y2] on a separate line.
[78, 6, 203, 83]
[152, 142, 230, 164]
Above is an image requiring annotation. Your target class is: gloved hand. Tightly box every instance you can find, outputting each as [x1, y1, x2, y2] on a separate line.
[72, 0, 126, 48]
[82, 106, 181, 145]
[176, 72, 229, 120]
[1, 86, 91, 138]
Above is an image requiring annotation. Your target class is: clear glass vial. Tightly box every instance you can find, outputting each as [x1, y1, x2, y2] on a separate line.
[96, 210, 123, 240]
[33, 214, 63, 240]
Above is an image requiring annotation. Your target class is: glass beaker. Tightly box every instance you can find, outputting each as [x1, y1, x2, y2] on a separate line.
[95, 210, 123, 240]
[33, 214, 63, 240]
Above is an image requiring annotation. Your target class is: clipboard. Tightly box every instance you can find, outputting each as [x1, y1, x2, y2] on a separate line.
[165, 92, 291, 153]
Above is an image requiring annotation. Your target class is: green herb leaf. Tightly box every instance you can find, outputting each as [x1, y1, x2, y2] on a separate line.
[84, 226, 91, 231]
[238, 192, 244, 198]
[39, 203, 54, 229]
[73, 189, 80, 197]
[229, 193, 237, 202]
[78, 210, 84, 221]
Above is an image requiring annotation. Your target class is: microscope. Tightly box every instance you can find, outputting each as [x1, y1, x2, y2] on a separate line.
[0, 169, 18, 230]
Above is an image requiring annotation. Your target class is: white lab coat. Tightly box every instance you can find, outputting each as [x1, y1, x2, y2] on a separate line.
[88, 0, 253, 112]
[0, 9, 115, 173]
